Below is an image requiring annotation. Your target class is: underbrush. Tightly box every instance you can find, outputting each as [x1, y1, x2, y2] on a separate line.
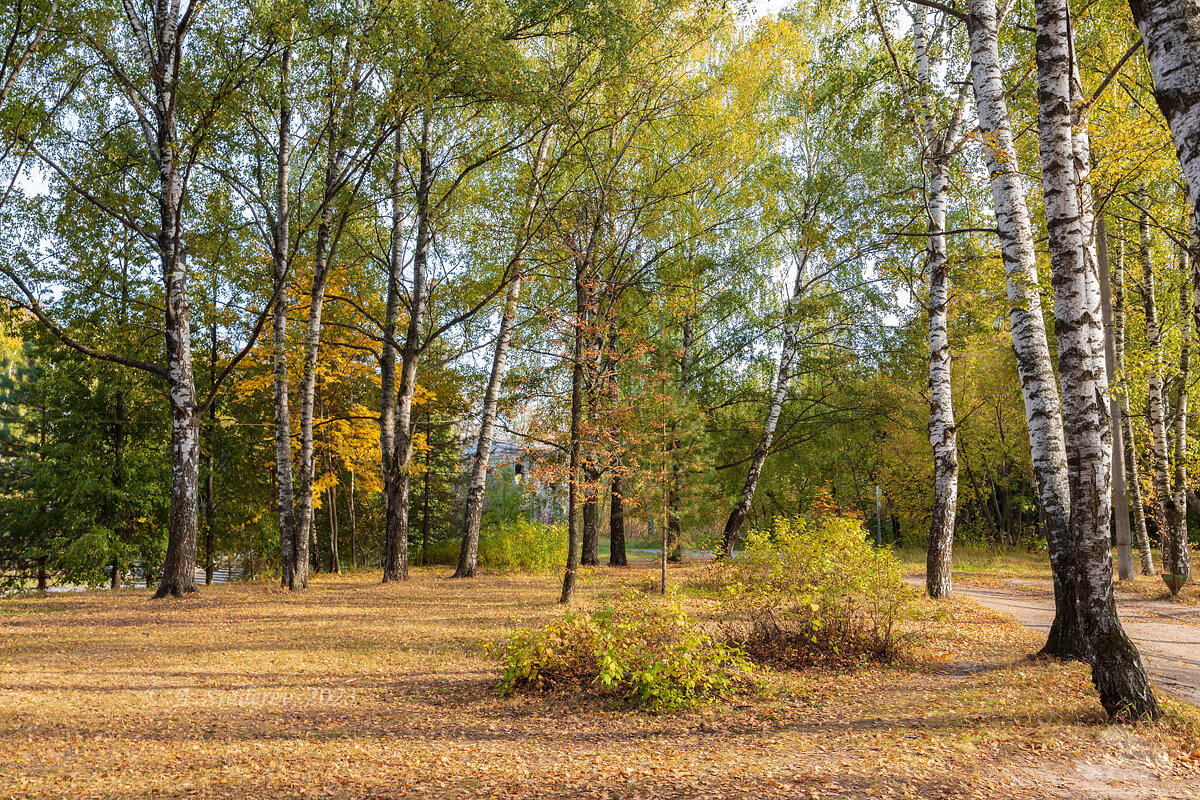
[479, 519, 567, 572]
[496, 593, 756, 712]
[497, 509, 915, 711]
[701, 514, 914, 668]
[413, 520, 567, 572]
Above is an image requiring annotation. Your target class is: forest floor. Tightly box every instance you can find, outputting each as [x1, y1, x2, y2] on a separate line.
[3, 558, 1200, 799]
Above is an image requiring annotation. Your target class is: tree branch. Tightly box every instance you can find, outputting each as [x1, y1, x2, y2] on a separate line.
[0, 263, 167, 378]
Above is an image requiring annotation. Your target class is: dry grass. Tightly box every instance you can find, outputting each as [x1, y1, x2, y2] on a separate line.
[893, 543, 1052, 580]
[1113, 573, 1200, 604]
[897, 544, 1200, 605]
[2, 558, 1199, 800]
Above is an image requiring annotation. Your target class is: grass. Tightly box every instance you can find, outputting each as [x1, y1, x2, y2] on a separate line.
[2, 556, 1200, 799]
[894, 542, 1200, 604]
[893, 542, 1052, 580]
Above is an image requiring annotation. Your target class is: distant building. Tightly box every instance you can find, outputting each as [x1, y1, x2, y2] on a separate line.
[458, 434, 565, 524]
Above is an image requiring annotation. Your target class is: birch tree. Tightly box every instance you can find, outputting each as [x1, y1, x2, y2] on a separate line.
[2, 0, 278, 597]
[1166, 230, 1193, 588]
[271, 42, 298, 589]
[964, 0, 1078, 653]
[1130, 0, 1200, 221]
[294, 6, 386, 587]
[720, 259, 807, 558]
[871, 0, 970, 597]
[1110, 223, 1156, 575]
[454, 128, 553, 579]
[1032, 0, 1157, 717]
[1139, 183, 1176, 579]
[379, 31, 551, 581]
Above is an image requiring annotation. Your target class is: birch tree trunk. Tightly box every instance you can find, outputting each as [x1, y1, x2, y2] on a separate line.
[1131, 0, 1200, 587]
[1098, 218, 1134, 582]
[1033, 0, 1158, 717]
[150, 3, 201, 599]
[1112, 224, 1156, 575]
[1184, 216, 1200, 584]
[721, 260, 807, 558]
[1166, 240, 1192, 589]
[912, 7, 971, 598]
[967, 0, 1078, 653]
[924, 156, 958, 599]
[293, 154, 339, 590]
[273, 44, 299, 590]
[1130, 0, 1200, 224]
[380, 129, 404, 578]
[883, 4, 969, 599]
[1141, 184, 1173, 566]
[454, 233, 523, 574]
[383, 110, 433, 583]
[454, 130, 552, 577]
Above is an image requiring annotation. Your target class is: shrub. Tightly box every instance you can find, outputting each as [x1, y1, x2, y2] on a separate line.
[497, 592, 756, 712]
[704, 511, 914, 668]
[478, 518, 566, 573]
[413, 538, 460, 566]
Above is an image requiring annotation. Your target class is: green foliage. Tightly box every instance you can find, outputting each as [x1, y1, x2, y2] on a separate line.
[0, 330, 168, 588]
[414, 537, 461, 567]
[478, 519, 567, 573]
[497, 592, 756, 711]
[705, 504, 914, 667]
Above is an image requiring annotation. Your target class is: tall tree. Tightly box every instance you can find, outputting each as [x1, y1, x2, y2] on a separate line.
[721, 259, 807, 557]
[2, 0, 277, 597]
[455, 127, 552, 578]
[1110, 222, 1156, 576]
[872, 0, 970, 597]
[382, 109, 432, 583]
[1032, 0, 1157, 717]
[1166, 229, 1193, 589]
[965, 0, 1078, 654]
[1131, 1, 1200, 221]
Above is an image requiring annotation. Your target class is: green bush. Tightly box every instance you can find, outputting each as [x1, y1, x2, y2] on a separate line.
[705, 512, 914, 668]
[478, 519, 566, 573]
[413, 538, 461, 566]
[497, 593, 756, 712]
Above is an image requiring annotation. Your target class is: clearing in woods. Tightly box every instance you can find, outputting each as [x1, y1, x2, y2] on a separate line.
[2, 560, 1200, 800]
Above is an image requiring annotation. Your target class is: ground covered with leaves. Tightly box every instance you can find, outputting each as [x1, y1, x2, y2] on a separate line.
[2, 561, 1200, 799]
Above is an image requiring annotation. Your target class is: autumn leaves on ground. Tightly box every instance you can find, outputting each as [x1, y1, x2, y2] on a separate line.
[3, 560, 1200, 800]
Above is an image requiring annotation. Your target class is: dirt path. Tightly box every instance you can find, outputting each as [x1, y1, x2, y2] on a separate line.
[944, 577, 1200, 707]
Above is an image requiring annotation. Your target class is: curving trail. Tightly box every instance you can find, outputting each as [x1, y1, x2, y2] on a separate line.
[933, 577, 1200, 707]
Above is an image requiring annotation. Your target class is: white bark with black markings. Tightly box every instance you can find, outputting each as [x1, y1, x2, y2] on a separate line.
[1140, 185, 1174, 577]
[1033, 0, 1157, 717]
[721, 259, 807, 558]
[273, 44, 299, 590]
[1130, 0, 1200, 222]
[455, 130, 552, 578]
[966, 0, 1073, 636]
[1111, 226, 1157, 575]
